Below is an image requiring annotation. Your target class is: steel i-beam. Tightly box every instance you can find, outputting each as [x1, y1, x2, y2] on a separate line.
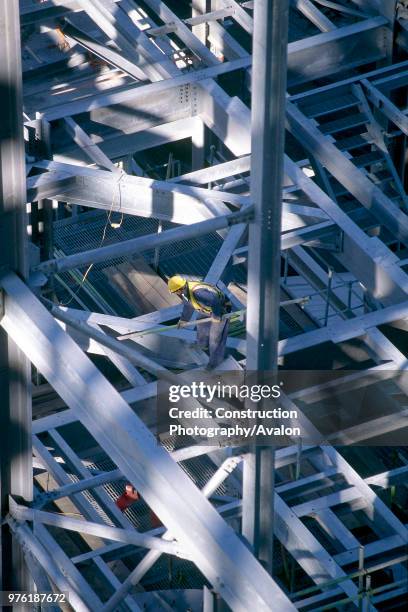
[243, 0, 289, 574]
[0, 0, 32, 594]
[0, 272, 295, 612]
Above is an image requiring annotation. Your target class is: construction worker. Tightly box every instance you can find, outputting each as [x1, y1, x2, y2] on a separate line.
[168, 276, 231, 369]
[116, 485, 162, 528]
[115, 484, 139, 512]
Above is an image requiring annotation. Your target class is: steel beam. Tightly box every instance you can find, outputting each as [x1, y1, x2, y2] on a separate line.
[286, 100, 408, 247]
[55, 292, 408, 362]
[171, 156, 251, 185]
[30, 160, 246, 208]
[34, 207, 253, 275]
[216, 9, 388, 83]
[34, 522, 104, 610]
[198, 82, 252, 156]
[51, 305, 180, 381]
[6, 517, 92, 612]
[75, 0, 173, 82]
[36, 56, 251, 121]
[31, 434, 154, 611]
[62, 18, 148, 82]
[288, 16, 388, 84]
[274, 495, 360, 604]
[363, 78, 408, 136]
[350, 0, 397, 21]
[10, 501, 185, 558]
[321, 445, 408, 541]
[27, 165, 328, 232]
[246, 0, 288, 371]
[201, 5, 387, 85]
[292, 0, 336, 31]
[55, 118, 200, 167]
[12, 0, 408, 603]
[20, 0, 120, 25]
[101, 457, 242, 612]
[22, 551, 60, 612]
[32, 174, 234, 222]
[277, 299, 408, 355]
[0, 272, 295, 612]
[26, 171, 76, 203]
[62, 118, 121, 173]
[0, 0, 32, 594]
[33, 469, 123, 508]
[284, 156, 408, 305]
[243, 0, 289, 574]
[89, 322, 146, 387]
[296, 0, 371, 18]
[31, 370, 408, 606]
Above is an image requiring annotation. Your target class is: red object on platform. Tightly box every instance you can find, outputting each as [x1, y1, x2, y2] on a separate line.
[115, 484, 139, 511]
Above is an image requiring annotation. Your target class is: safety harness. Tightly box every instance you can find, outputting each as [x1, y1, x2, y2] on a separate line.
[186, 281, 226, 315]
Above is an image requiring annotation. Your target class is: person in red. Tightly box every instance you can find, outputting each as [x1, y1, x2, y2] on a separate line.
[115, 484, 162, 527]
[115, 484, 139, 511]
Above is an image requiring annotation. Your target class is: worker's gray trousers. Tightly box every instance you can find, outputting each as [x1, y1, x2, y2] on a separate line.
[197, 316, 229, 368]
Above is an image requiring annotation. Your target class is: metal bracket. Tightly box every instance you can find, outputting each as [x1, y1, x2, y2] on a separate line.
[229, 206, 254, 225]
[306, 228, 344, 252]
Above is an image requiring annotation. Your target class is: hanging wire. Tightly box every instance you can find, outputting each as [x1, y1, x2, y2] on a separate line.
[57, 170, 125, 306]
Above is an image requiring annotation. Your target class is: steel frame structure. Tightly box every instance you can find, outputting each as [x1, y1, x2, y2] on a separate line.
[1, 0, 408, 610]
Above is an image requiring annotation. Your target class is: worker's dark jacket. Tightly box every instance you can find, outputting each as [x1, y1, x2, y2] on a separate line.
[180, 282, 229, 322]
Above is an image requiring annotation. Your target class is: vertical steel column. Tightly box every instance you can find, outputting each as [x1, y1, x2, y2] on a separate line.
[35, 113, 54, 262]
[192, 118, 206, 171]
[191, 1, 209, 170]
[0, 0, 33, 592]
[243, 0, 289, 572]
[192, 0, 209, 43]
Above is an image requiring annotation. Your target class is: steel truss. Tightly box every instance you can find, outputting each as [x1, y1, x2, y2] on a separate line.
[1, 0, 408, 610]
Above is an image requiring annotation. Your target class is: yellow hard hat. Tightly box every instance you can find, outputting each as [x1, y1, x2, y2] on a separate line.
[168, 275, 187, 293]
